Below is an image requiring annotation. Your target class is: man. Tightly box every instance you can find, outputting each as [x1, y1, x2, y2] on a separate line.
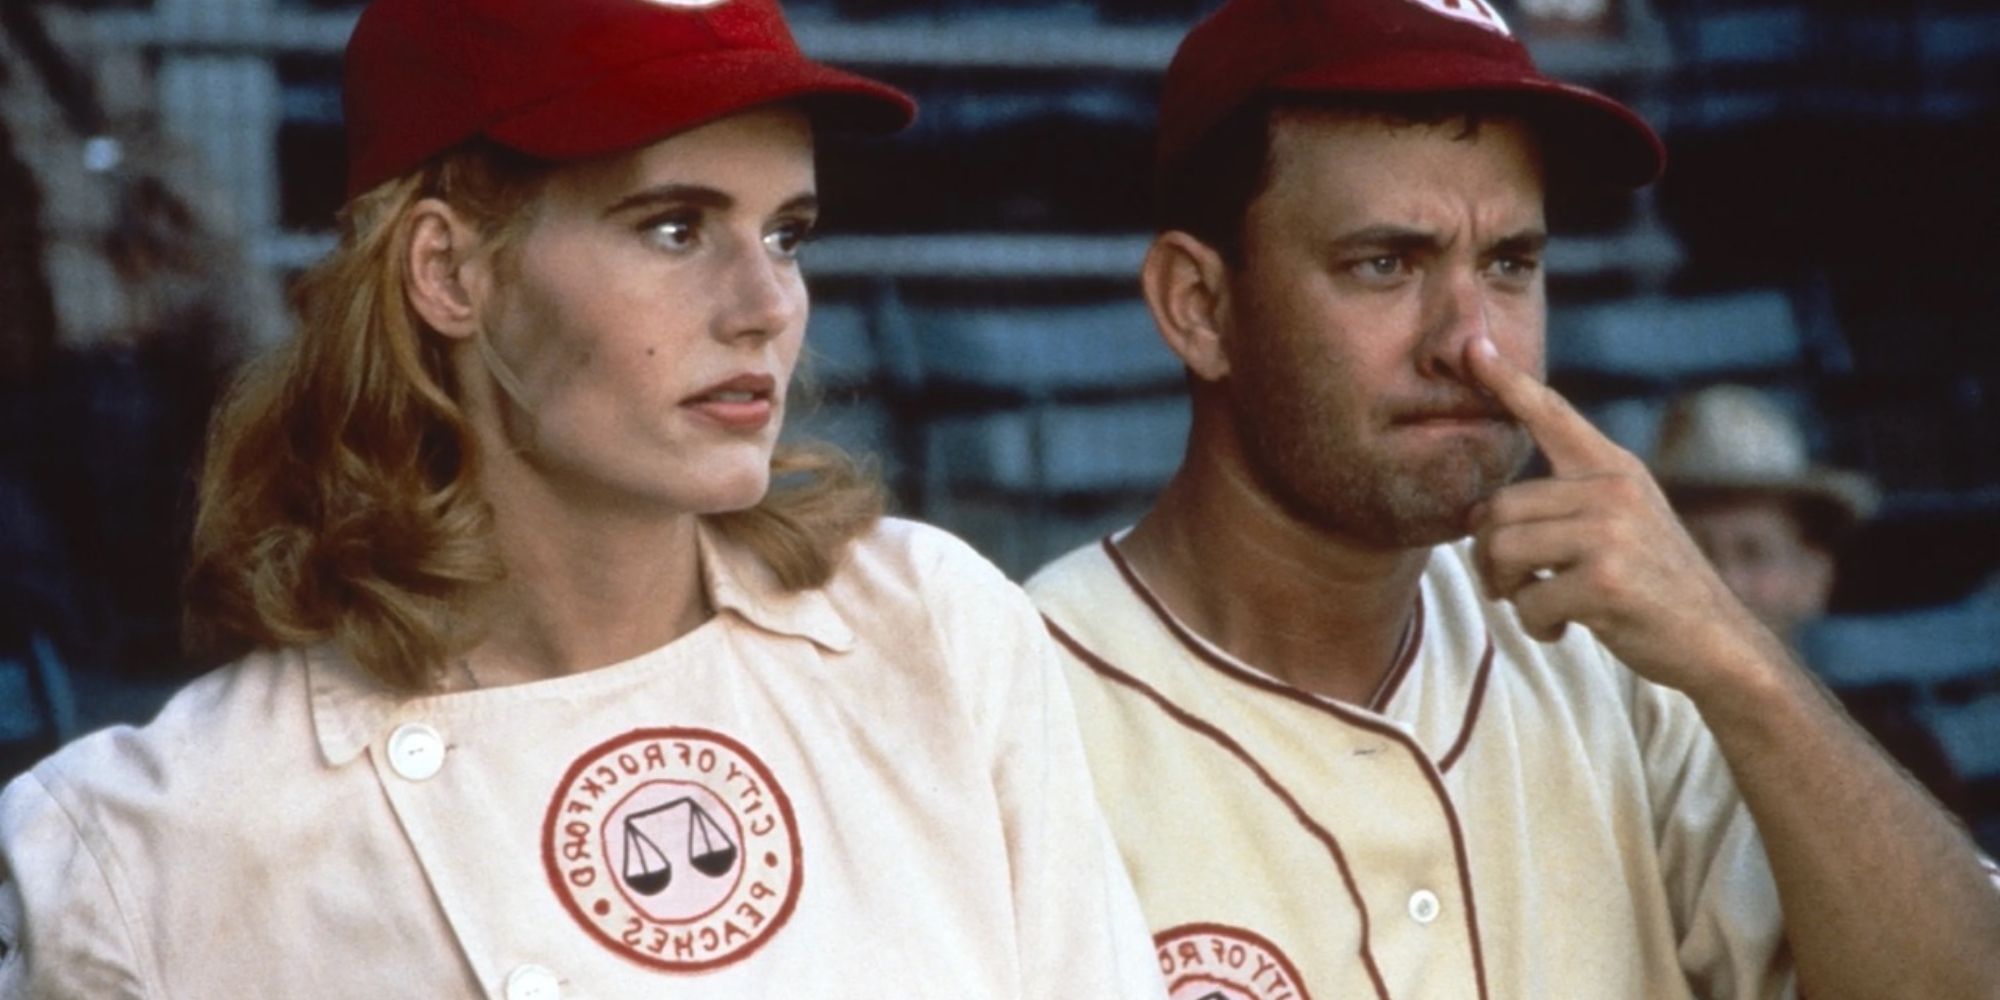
[1653, 382, 1966, 814]
[1651, 384, 1875, 646]
[1026, 0, 2000, 997]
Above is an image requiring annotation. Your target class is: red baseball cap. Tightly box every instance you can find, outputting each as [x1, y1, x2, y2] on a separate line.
[1158, 0, 1664, 189]
[342, 0, 917, 198]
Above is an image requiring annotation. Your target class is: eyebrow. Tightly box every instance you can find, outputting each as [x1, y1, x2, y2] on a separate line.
[1327, 225, 1441, 255]
[1489, 230, 1550, 257]
[600, 184, 819, 219]
[1327, 224, 1549, 256]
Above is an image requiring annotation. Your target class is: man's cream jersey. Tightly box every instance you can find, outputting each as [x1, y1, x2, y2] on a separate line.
[1028, 533, 1797, 1000]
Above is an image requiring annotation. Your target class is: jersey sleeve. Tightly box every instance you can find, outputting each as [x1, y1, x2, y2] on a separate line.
[926, 541, 1167, 999]
[0, 771, 152, 999]
[1629, 673, 1799, 1000]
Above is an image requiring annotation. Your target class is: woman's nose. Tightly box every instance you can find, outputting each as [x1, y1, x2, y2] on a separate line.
[715, 241, 803, 345]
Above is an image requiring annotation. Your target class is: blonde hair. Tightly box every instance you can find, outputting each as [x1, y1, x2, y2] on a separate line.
[184, 143, 882, 692]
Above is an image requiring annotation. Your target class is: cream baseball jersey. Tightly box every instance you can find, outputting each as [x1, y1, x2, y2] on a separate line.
[0, 519, 1166, 999]
[1028, 533, 1798, 1000]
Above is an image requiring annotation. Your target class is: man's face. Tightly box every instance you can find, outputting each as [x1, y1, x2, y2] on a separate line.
[1680, 496, 1835, 640]
[1216, 110, 1547, 548]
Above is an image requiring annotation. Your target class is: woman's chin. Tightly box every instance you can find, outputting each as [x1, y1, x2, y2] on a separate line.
[690, 472, 774, 517]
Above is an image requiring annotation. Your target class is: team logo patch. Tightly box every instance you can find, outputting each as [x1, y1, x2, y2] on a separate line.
[1400, 0, 1512, 37]
[542, 728, 802, 972]
[1156, 923, 1314, 1000]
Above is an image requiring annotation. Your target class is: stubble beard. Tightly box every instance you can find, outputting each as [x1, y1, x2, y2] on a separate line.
[1230, 374, 1534, 550]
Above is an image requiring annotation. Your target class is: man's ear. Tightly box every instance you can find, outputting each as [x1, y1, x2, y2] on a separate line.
[404, 198, 490, 341]
[1140, 230, 1234, 382]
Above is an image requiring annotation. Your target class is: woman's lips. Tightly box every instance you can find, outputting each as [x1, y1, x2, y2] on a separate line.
[682, 374, 777, 432]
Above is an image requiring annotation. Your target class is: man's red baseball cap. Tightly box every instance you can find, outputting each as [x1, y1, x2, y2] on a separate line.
[342, 0, 916, 198]
[1157, 0, 1665, 189]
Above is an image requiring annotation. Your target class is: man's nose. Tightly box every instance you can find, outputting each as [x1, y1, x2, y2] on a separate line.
[1417, 264, 1491, 381]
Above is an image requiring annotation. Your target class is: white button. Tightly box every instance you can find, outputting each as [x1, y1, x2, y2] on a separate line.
[504, 964, 562, 1000]
[386, 723, 446, 781]
[1409, 889, 1441, 924]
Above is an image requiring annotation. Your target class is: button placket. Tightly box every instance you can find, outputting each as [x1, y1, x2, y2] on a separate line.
[387, 722, 447, 781]
[1408, 889, 1442, 924]
[504, 963, 562, 1000]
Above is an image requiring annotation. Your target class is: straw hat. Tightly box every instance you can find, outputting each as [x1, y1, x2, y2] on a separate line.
[1652, 384, 1878, 524]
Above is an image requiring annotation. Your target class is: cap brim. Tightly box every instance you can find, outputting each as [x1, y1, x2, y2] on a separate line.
[486, 48, 915, 163]
[1271, 54, 1664, 190]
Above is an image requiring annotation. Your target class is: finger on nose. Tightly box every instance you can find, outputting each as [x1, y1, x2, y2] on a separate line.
[1466, 335, 1512, 400]
[1471, 336, 1543, 413]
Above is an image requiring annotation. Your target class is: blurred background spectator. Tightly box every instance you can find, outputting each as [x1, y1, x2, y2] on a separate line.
[1, 0, 1997, 850]
[1, 1, 275, 773]
[1652, 382, 1972, 820]
[1653, 383, 1875, 648]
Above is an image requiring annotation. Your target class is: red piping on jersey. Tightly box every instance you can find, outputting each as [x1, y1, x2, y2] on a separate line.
[1099, 536, 1493, 1000]
[1437, 639, 1496, 775]
[1368, 595, 1425, 712]
[1045, 618, 1392, 1000]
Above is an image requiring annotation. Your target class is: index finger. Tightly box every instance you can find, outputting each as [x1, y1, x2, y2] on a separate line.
[1465, 335, 1619, 474]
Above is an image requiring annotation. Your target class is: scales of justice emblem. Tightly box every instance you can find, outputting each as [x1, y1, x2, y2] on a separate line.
[614, 786, 742, 915]
[1155, 924, 1314, 1000]
[544, 728, 802, 972]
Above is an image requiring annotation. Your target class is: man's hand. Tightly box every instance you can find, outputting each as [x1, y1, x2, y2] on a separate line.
[1462, 335, 1786, 703]
[1466, 335, 2000, 999]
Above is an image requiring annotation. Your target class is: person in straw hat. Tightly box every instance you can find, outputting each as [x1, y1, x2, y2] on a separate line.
[1652, 383, 1878, 646]
[0, 1, 1166, 996]
[1653, 382, 1971, 816]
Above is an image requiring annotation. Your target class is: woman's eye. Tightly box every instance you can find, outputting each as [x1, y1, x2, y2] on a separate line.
[764, 221, 815, 259]
[644, 215, 698, 251]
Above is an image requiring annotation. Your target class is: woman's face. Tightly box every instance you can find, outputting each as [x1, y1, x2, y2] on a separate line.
[468, 106, 816, 518]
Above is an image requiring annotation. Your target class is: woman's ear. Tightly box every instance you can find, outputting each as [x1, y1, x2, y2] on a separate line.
[404, 198, 489, 341]
[1140, 230, 1234, 382]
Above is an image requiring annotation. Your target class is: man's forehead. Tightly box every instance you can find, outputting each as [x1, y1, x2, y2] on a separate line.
[1262, 110, 1545, 190]
[1245, 113, 1546, 244]
[1268, 104, 1537, 148]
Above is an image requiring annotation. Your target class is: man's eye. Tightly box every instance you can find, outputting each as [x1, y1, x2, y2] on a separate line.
[1355, 255, 1403, 278]
[1493, 256, 1541, 278]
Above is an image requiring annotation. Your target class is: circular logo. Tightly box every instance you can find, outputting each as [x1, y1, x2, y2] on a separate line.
[1401, 0, 1513, 36]
[542, 728, 802, 972]
[1156, 924, 1313, 1000]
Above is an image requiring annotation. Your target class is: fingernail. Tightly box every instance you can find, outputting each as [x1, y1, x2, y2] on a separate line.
[1475, 335, 1499, 360]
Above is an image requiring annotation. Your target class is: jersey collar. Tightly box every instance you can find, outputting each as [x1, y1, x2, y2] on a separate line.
[308, 517, 857, 766]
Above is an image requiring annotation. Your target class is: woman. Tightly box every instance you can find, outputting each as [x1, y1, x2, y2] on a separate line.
[0, 1, 1164, 996]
